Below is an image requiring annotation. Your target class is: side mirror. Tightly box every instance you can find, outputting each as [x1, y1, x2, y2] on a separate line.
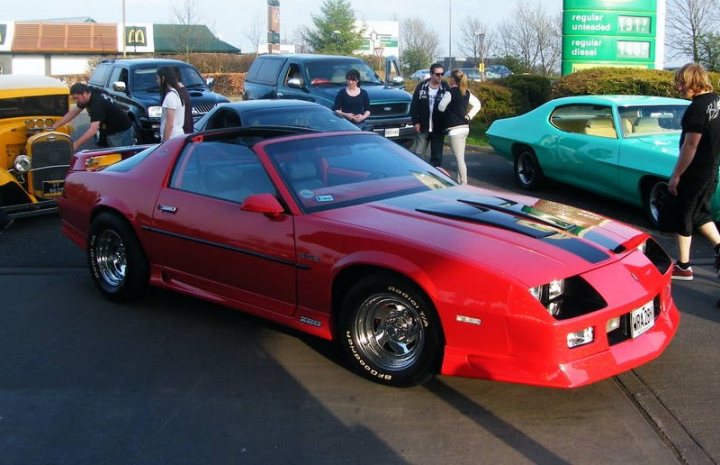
[240, 193, 285, 218]
[206, 77, 215, 90]
[287, 77, 305, 89]
[112, 81, 127, 93]
[390, 76, 404, 86]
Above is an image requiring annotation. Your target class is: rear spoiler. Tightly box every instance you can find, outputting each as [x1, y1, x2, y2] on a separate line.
[69, 144, 155, 172]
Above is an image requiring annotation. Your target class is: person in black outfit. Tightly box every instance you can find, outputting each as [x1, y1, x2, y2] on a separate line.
[173, 67, 194, 134]
[409, 63, 450, 167]
[334, 69, 371, 130]
[668, 63, 720, 281]
[52, 82, 133, 150]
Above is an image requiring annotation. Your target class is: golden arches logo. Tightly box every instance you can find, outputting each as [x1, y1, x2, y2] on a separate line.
[126, 27, 146, 46]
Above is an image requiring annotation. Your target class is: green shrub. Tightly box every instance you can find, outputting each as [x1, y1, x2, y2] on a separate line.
[500, 74, 553, 114]
[552, 67, 720, 99]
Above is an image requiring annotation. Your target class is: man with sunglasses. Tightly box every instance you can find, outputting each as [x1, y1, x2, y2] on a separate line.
[409, 63, 450, 167]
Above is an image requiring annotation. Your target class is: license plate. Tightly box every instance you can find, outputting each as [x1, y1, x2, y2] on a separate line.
[630, 301, 655, 338]
[42, 180, 65, 198]
[385, 128, 400, 137]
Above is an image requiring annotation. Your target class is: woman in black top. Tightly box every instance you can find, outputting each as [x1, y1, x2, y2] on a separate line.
[438, 69, 481, 184]
[334, 69, 371, 129]
[668, 63, 720, 281]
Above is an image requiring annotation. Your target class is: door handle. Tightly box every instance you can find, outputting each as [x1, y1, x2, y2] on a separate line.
[158, 204, 177, 213]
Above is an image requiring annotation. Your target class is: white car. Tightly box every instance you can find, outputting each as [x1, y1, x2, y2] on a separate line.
[410, 69, 430, 80]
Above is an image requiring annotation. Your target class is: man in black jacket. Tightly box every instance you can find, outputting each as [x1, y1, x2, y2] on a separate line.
[409, 63, 450, 167]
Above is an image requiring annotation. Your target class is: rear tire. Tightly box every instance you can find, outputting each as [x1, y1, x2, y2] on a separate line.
[88, 213, 149, 302]
[514, 146, 544, 190]
[338, 274, 442, 387]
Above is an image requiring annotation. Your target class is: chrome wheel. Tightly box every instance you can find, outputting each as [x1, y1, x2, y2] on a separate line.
[351, 293, 425, 371]
[646, 180, 671, 230]
[517, 151, 536, 186]
[88, 213, 148, 302]
[514, 147, 543, 190]
[95, 229, 127, 288]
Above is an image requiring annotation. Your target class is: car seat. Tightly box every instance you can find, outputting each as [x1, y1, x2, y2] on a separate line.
[284, 161, 325, 191]
[584, 118, 617, 138]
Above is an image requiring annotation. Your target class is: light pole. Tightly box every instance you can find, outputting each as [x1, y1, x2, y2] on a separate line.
[448, 0, 452, 69]
[121, 0, 126, 57]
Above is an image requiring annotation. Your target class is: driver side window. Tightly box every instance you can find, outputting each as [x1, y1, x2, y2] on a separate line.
[284, 64, 303, 86]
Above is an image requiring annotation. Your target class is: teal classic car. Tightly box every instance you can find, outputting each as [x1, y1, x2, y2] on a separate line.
[485, 95, 714, 228]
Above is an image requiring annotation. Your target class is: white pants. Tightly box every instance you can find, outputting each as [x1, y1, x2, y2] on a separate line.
[447, 125, 470, 184]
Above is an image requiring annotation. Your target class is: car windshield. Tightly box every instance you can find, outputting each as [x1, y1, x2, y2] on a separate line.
[0, 94, 68, 118]
[618, 104, 688, 137]
[242, 106, 360, 131]
[305, 60, 383, 87]
[132, 65, 206, 92]
[264, 133, 455, 212]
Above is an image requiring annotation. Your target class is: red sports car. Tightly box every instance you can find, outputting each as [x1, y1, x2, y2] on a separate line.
[59, 128, 680, 388]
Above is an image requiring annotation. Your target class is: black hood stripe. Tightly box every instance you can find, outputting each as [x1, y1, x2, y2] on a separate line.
[416, 197, 612, 264]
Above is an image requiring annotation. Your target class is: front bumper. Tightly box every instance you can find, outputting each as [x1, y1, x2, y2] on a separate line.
[442, 295, 679, 388]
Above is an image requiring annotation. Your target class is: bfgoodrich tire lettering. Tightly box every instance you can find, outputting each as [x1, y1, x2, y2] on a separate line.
[339, 274, 442, 387]
[88, 212, 149, 302]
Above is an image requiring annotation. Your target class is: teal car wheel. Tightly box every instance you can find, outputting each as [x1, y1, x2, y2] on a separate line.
[514, 147, 544, 190]
[645, 180, 671, 231]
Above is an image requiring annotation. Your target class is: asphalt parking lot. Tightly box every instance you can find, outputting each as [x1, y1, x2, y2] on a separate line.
[1, 143, 720, 465]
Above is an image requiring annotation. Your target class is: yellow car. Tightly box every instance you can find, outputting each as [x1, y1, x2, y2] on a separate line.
[0, 75, 73, 216]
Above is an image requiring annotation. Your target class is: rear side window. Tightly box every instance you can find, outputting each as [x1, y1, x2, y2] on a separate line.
[550, 104, 616, 138]
[89, 64, 112, 87]
[247, 57, 285, 84]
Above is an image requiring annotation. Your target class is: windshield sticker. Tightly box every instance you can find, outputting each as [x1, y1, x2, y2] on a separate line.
[412, 171, 448, 190]
[316, 195, 334, 202]
[299, 189, 314, 198]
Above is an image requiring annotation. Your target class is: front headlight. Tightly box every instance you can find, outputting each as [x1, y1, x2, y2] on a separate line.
[14, 154, 32, 172]
[148, 106, 162, 118]
[529, 279, 565, 316]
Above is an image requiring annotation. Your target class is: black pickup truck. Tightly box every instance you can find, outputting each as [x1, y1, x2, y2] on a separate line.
[243, 54, 414, 147]
[88, 58, 229, 144]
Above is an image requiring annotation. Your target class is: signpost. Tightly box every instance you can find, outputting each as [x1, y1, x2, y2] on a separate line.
[562, 0, 664, 75]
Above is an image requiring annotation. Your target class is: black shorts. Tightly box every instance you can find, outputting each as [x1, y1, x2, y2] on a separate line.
[674, 176, 717, 236]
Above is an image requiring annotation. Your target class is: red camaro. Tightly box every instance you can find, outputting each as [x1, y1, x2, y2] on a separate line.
[59, 128, 680, 388]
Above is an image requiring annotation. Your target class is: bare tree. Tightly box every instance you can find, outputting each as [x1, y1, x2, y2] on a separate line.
[458, 18, 494, 67]
[172, 0, 205, 61]
[400, 17, 440, 73]
[666, 0, 720, 62]
[244, 11, 264, 56]
[497, 2, 561, 76]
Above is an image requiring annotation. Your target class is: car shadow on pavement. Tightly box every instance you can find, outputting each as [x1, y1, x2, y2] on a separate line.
[424, 379, 574, 465]
[0, 281, 411, 465]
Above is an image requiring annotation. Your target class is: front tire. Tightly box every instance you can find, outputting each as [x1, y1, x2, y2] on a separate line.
[338, 274, 442, 387]
[514, 146, 544, 190]
[88, 213, 149, 302]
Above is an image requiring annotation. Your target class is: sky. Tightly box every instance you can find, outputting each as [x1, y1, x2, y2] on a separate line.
[1, 0, 565, 55]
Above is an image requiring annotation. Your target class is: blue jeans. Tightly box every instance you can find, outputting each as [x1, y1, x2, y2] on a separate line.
[106, 126, 134, 147]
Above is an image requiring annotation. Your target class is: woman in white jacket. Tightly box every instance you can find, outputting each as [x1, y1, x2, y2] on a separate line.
[438, 69, 481, 184]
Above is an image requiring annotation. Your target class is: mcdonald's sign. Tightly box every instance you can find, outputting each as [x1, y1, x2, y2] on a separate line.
[126, 26, 147, 47]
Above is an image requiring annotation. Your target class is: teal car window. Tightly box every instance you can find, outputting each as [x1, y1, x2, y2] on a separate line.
[618, 104, 687, 137]
[550, 104, 616, 138]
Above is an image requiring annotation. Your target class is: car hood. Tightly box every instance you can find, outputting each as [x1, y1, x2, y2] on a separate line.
[310, 85, 412, 106]
[315, 186, 645, 285]
[132, 89, 229, 107]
